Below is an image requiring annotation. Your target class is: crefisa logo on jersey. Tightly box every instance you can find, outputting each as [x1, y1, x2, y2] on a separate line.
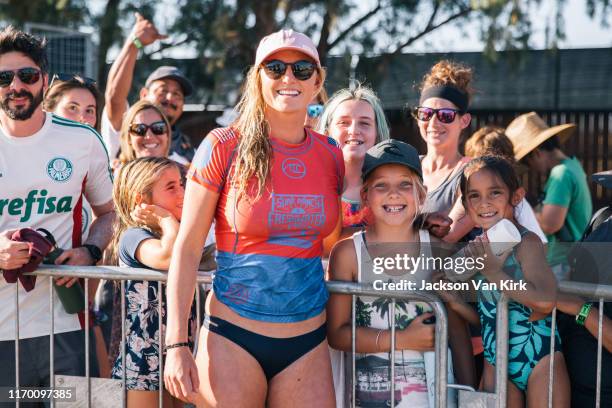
[47, 157, 73, 182]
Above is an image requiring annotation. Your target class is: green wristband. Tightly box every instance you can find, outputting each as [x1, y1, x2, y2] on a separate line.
[575, 303, 592, 326]
[132, 36, 143, 50]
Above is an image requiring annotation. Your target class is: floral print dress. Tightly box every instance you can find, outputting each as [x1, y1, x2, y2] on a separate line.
[111, 227, 197, 391]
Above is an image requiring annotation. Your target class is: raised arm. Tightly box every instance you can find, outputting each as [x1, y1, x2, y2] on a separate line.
[105, 12, 167, 130]
[478, 232, 557, 314]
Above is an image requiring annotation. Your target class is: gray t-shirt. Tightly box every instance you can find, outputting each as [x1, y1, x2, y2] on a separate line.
[421, 162, 466, 215]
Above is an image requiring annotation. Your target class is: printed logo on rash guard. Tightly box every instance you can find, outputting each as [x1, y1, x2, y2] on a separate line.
[281, 158, 306, 179]
[0, 189, 73, 222]
[267, 193, 325, 248]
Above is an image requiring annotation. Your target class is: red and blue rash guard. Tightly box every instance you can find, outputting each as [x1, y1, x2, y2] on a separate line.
[188, 127, 344, 323]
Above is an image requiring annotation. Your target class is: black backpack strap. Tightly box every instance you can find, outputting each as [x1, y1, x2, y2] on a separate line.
[581, 206, 612, 241]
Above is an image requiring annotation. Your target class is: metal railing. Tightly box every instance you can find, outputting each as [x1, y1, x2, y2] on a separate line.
[13, 265, 212, 408]
[477, 281, 612, 408]
[7, 266, 611, 407]
[326, 281, 451, 408]
[11, 266, 452, 407]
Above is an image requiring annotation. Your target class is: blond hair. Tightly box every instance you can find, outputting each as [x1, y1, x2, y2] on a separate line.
[361, 166, 427, 228]
[232, 64, 325, 200]
[421, 60, 474, 104]
[105, 157, 180, 265]
[317, 83, 390, 144]
[118, 100, 171, 164]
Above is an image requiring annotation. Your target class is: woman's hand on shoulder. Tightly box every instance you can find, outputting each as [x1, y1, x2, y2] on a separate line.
[418, 212, 452, 239]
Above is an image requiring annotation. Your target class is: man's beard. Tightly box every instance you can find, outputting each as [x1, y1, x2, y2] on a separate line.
[0, 88, 44, 120]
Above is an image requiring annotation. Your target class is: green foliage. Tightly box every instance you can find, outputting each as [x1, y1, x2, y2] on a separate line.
[2, 0, 609, 102]
[0, 0, 90, 28]
[355, 297, 372, 327]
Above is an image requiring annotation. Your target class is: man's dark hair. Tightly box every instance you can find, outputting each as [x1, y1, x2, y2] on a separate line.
[0, 26, 48, 73]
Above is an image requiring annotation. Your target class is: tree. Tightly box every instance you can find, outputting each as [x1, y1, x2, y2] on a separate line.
[157, 0, 611, 105]
[2, 0, 609, 101]
[0, 0, 90, 29]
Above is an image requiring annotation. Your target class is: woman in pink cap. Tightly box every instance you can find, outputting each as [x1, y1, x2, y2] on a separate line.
[164, 29, 341, 406]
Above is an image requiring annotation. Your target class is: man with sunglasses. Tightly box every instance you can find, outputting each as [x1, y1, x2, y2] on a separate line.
[0, 26, 115, 389]
[103, 12, 195, 165]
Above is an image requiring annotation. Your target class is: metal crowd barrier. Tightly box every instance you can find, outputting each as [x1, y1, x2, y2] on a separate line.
[14, 265, 213, 408]
[326, 281, 451, 408]
[9, 266, 611, 407]
[13, 266, 452, 407]
[466, 281, 612, 408]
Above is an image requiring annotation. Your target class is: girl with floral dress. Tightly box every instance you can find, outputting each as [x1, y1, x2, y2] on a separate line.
[109, 157, 196, 407]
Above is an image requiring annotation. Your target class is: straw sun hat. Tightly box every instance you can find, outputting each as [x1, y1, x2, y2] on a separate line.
[505, 112, 576, 161]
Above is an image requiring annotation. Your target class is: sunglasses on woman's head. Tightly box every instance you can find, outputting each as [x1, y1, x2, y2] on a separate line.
[412, 107, 461, 124]
[49, 73, 97, 88]
[129, 121, 168, 137]
[261, 60, 316, 81]
[0, 68, 42, 88]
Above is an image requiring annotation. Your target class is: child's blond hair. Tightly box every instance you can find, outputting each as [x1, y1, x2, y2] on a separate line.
[361, 166, 427, 228]
[105, 157, 180, 265]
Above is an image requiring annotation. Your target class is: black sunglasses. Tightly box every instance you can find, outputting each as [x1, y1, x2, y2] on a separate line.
[261, 60, 316, 81]
[50, 73, 97, 88]
[0, 67, 42, 88]
[412, 106, 462, 124]
[129, 121, 168, 137]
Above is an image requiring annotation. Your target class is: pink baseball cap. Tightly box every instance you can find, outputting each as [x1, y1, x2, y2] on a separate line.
[255, 29, 321, 68]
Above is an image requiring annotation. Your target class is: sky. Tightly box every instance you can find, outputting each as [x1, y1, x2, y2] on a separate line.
[405, 0, 612, 52]
[90, 0, 611, 61]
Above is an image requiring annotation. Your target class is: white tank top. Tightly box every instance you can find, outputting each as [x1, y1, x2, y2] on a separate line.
[348, 230, 432, 408]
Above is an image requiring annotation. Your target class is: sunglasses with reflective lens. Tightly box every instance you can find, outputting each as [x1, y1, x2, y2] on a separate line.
[0, 68, 42, 88]
[412, 107, 461, 124]
[129, 121, 168, 137]
[307, 104, 324, 118]
[262, 60, 316, 81]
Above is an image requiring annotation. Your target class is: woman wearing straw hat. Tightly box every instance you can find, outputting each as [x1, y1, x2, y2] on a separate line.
[164, 29, 340, 406]
[505, 112, 592, 281]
